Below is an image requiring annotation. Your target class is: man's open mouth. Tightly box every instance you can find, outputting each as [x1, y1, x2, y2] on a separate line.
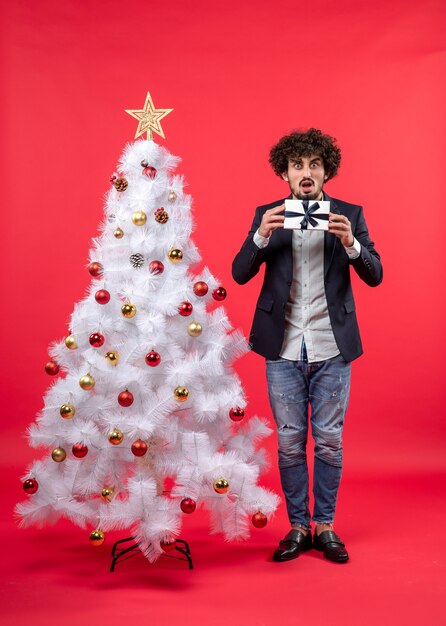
[301, 180, 314, 190]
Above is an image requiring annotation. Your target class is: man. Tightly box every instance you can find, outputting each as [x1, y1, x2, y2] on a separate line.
[232, 128, 382, 563]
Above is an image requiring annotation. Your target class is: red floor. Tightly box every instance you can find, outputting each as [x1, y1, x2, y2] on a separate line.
[3, 463, 445, 626]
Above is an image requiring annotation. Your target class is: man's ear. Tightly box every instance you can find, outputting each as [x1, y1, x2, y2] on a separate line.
[324, 175, 328, 180]
[281, 171, 289, 182]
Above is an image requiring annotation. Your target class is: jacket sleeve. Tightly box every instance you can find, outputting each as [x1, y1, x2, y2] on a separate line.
[350, 207, 383, 287]
[232, 205, 268, 285]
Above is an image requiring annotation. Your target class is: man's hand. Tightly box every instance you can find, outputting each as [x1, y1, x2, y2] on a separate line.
[328, 213, 354, 247]
[258, 204, 285, 238]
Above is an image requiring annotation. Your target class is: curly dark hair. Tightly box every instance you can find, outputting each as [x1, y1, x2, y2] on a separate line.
[269, 128, 342, 181]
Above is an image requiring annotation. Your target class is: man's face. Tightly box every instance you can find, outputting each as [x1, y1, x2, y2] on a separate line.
[281, 154, 327, 200]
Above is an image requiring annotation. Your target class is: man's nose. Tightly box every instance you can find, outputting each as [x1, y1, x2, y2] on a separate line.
[302, 165, 312, 177]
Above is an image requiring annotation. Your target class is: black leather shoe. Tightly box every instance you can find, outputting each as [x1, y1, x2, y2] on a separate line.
[272, 529, 312, 562]
[313, 530, 349, 563]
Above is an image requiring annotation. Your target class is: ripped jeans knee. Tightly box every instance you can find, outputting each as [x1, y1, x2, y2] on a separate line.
[277, 425, 308, 469]
[314, 432, 343, 467]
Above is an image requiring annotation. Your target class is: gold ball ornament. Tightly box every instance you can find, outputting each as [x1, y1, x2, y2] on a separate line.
[168, 191, 177, 202]
[114, 227, 124, 239]
[121, 303, 136, 318]
[132, 210, 147, 226]
[174, 386, 189, 402]
[213, 478, 229, 494]
[168, 248, 183, 263]
[108, 428, 124, 445]
[105, 351, 119, 366]
[65, 335, 77, 350]
[187, 321, 202, 337]
[89, 530, 105, 546]
[51, 447, 67, 462]
[79, 373, 95, 390]
[60, 403, 75, 419]
[101, 487, 114, 502]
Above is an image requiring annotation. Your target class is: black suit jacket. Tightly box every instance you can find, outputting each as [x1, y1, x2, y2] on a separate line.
[232, 194, 383, 362]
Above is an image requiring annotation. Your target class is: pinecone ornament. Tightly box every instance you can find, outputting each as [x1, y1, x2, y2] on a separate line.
[154, 208, 169, 224]
[130, 253, 144, 268]
[113, 177, 128, 192]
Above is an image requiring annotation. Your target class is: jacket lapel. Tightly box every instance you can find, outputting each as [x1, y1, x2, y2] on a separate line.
[275, 195, 293, 246]
[323, 193, 339, 278]
[278, 202, 293, 278]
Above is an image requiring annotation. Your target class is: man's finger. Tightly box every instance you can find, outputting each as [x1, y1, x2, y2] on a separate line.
[264, 217, 285, 225]
[266, 215, 285, 222]
[329, 227, 350, 235]
[267, 204, 285, 214]
[329, 222, 350, 230]
[329, 213, 348, 223]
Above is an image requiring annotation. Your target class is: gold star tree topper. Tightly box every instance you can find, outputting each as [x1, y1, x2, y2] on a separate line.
[125, 91, 173, 140]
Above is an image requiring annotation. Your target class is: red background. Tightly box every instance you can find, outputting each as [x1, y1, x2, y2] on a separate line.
[1, 1, 445, 624]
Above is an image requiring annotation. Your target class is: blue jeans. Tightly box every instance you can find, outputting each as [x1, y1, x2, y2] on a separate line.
[266, 354, 351, 530]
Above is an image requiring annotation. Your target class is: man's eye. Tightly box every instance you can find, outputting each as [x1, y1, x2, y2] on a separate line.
[310, 162, 320, 168]
[293, 163, 302, 169]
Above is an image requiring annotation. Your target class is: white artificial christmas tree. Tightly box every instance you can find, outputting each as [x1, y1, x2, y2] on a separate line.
[17, 92, 279, 564]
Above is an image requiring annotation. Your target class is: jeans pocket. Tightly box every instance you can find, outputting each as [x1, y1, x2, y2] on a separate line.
[265, 356, 286, 365]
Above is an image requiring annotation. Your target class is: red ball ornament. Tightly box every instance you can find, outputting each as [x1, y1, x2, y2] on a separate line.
[160, 538, 177, 552]
[131, 440, 148, 457]
[118, 390, 134, 407]
[45, 360, 60, 376]
[23, 478, 39, 494]
[89, 332, 105, 348]
[229, 407, 245, 422]
[95, 289, 110, 304]
[143, 166, 157, 179]
[212, 287, 227, 301]
[145, 351, 161, 367]
[72, 443, 88, 458]
[149, 260, 164, 275]
[88, 262, 103, 278]
[193, 281, 208, 297]
[252, 512, 268, 528]
[178, 301, 193, 316]
[180, 498, 196, 514]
